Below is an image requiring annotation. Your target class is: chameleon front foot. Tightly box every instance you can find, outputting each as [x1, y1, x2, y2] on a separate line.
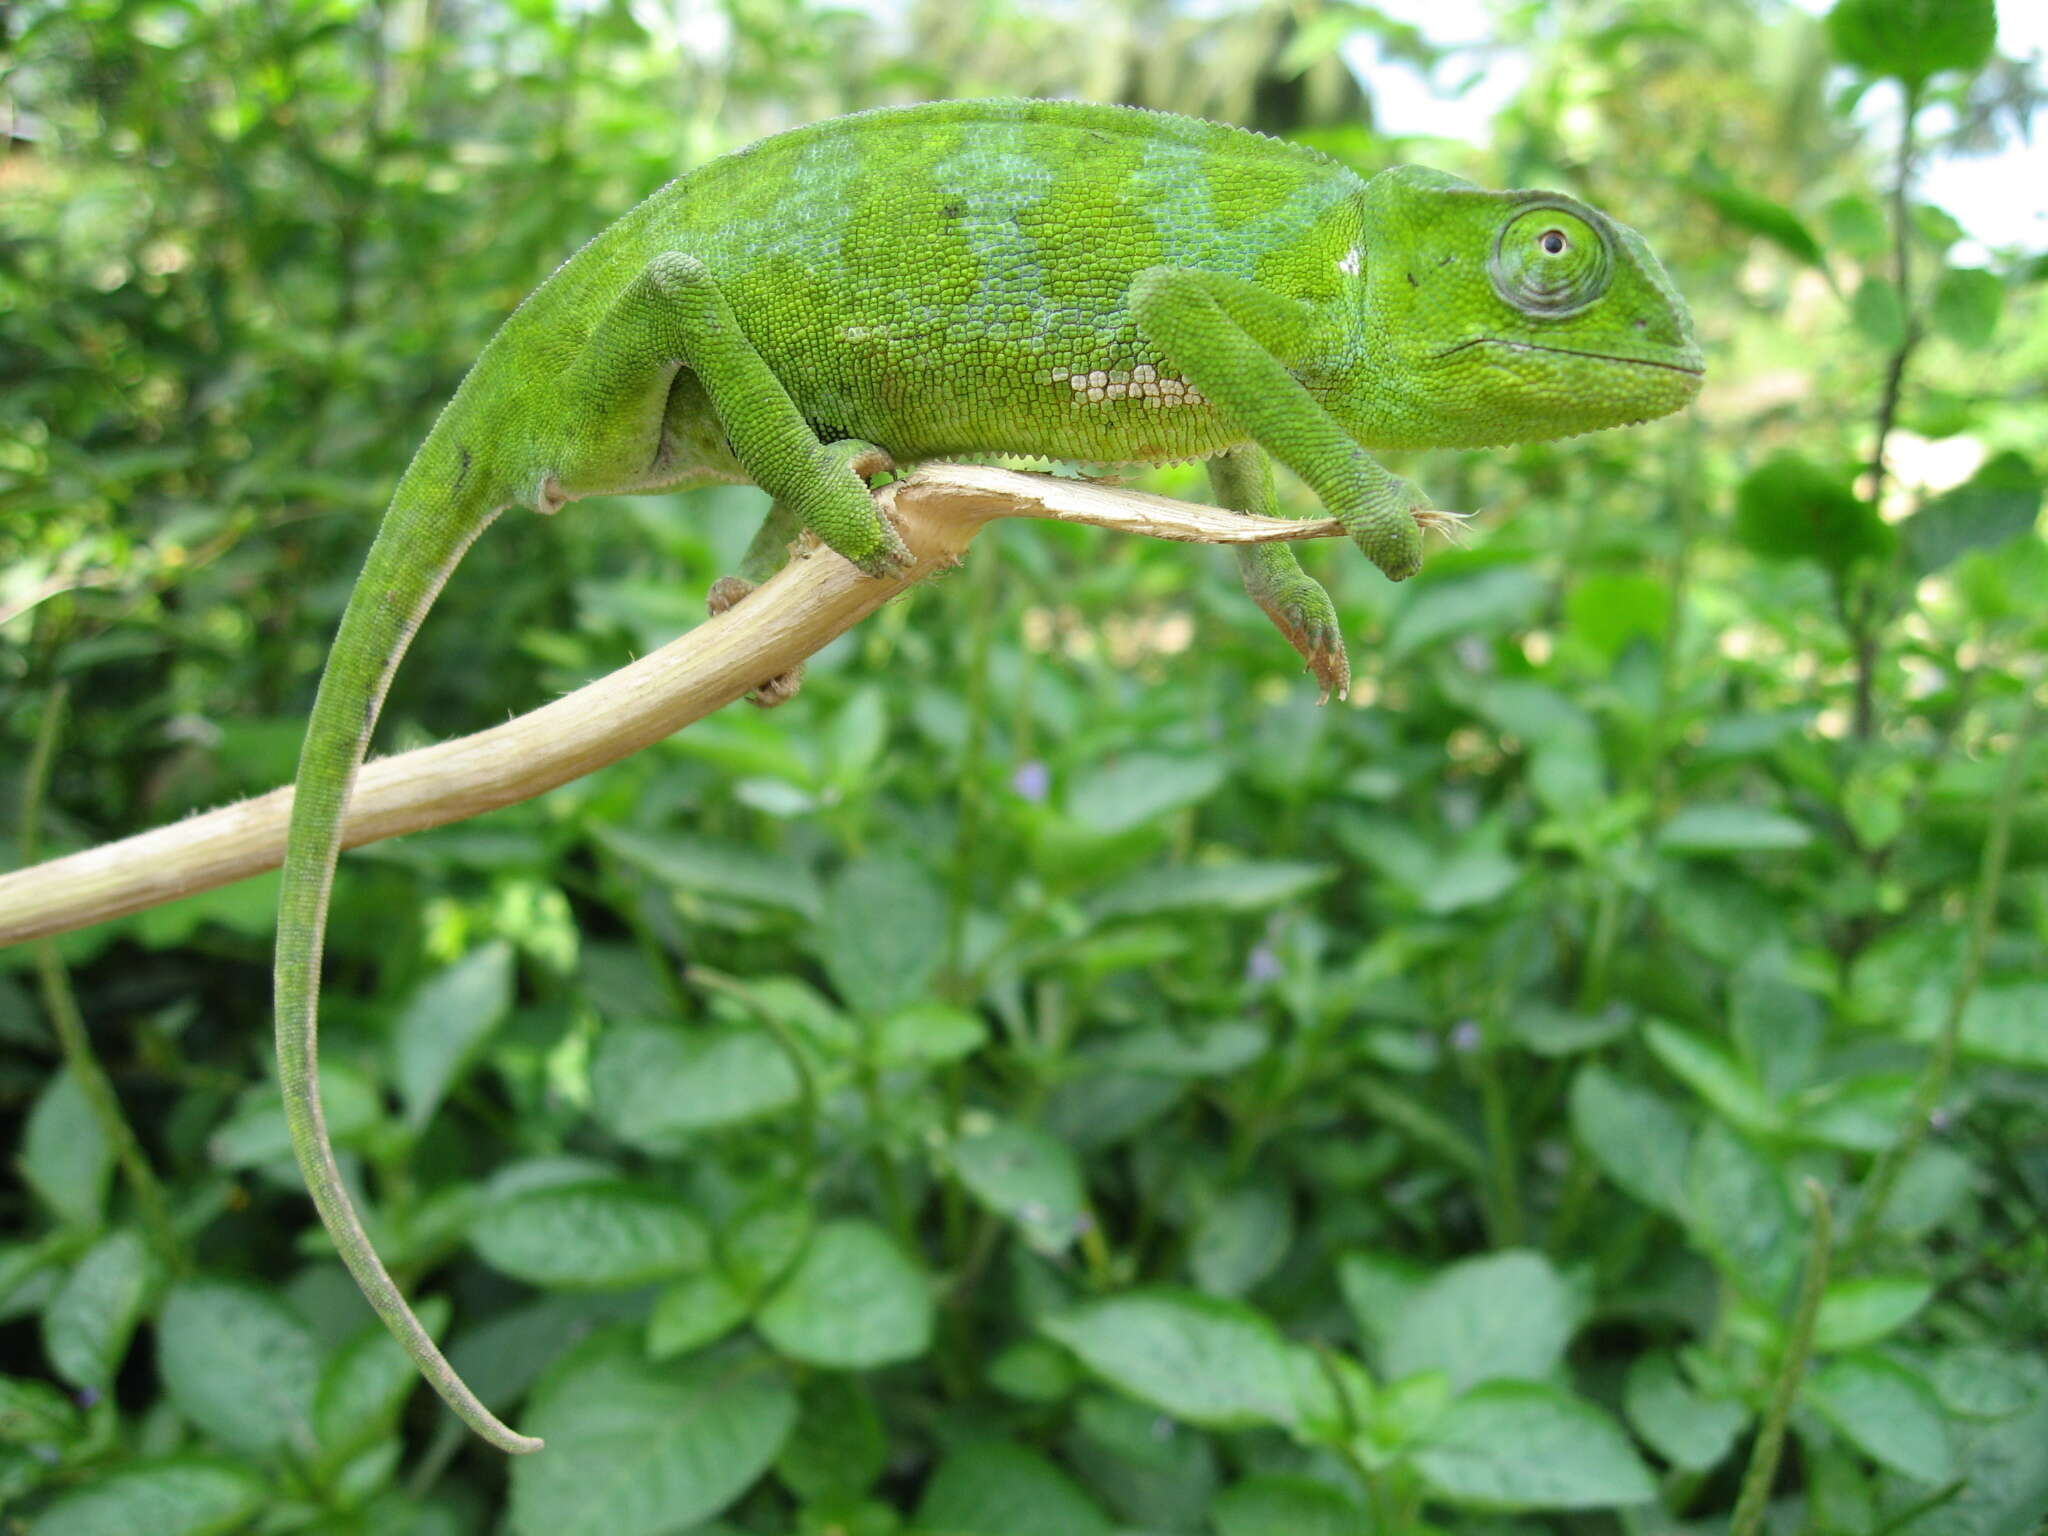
[815, 439, 911, 580]
[1336, 463, 1430, 583]
[708, 575, 805, 707]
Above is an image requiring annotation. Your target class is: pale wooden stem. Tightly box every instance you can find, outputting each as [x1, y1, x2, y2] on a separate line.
[0, 464, 1344, 947]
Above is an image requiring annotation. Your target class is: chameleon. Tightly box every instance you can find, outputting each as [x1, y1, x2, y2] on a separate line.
[273, 97, 1703, 1454]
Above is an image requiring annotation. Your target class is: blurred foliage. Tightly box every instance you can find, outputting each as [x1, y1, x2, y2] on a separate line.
[3, 0, 2048, 1531]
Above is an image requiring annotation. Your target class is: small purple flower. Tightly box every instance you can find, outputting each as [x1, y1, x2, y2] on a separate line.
[1245, 944, 1282, 984]
[1011, 759, 1050, 802]
[75, 1387, 100, 1410]
[1929, 1106, 1956, 1134]
[1450, 1019, 1484, 1055]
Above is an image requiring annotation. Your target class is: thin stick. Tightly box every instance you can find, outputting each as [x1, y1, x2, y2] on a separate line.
[1848, 677, 2041, 1254]
[0, 464, 1348, 947]
[20, 685, 184, 1266]
[1729, 1179, 1833, 1536]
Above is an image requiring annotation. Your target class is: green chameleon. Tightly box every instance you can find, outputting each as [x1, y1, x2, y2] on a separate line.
[275, 98, 1702, 1453]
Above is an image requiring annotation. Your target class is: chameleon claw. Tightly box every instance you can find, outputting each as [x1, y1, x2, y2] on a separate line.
[708, 575, 805, 706]
[852, 498, 915, 580]
[1257, 594, 1352, 705]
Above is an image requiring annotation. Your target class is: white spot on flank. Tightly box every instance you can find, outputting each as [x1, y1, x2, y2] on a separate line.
[1052, 363, 1210, 407]
[1338, 246, 1362, 276]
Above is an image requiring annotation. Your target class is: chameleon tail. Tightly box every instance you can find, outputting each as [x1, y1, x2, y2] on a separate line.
[273, 474, 541, 1454]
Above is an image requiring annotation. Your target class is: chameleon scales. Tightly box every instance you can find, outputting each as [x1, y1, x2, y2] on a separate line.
[274, 98, 1703, 1453]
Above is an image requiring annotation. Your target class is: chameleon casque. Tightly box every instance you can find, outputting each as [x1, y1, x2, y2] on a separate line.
[274, 98, 1703, 1453]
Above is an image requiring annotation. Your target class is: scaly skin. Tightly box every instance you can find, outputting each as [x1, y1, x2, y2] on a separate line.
[274, 98, 1703, 1454]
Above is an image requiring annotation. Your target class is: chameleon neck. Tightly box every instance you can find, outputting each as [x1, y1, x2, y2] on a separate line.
[272, 463, 539, 1454]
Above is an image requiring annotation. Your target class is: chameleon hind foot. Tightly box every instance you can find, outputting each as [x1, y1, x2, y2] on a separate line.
[708, 575, 805, 707]
[1252, 579, 1351, 704]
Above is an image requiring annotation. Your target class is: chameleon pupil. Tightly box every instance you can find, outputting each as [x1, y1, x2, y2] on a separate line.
[1541, 231, 1568, 254]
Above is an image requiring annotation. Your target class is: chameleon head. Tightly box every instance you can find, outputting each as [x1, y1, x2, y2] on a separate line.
[1350, 165, 1704, 449]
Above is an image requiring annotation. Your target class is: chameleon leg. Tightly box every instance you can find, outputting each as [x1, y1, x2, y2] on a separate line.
[558, 252, 910, 578]
[708, 499, 808, 708]
[1208, 445, 1350, 702]
[1130, 266, 1427, 581]
[705, 443, 896, 708]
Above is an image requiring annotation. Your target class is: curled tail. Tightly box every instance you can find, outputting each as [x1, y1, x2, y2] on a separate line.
[273, 473, 540, 1454]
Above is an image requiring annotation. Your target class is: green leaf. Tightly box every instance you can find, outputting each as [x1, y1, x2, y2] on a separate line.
[1040, 1288, 1296, 1429]
[1659, 803, 1815, 855]
[1336, 1251, 1428, 1356]
[1685, 1122, 1798, 1305]
[156, 1278, 321, 1456]
[592, 826, 822, 919]
[20, 1070, 112, 1228]
[1091, 1019, 1269, 1076]
[1684, 171, 1825, 267]
[1566, 570, 1673, 661]
[391, 940, 514, 1132]
[987, 1339, 1080, 1403]
[1826, 0, 1996, 83]
[1902, 451, 2042, 578]
[1382, 1249, 1577, 1393]
[1570, 1065, 1691, 1216]
[42, 1229, 157, 1390]
[591, 1022, 799, 1149]
[1510, 1003, 1631, 1057]
[0, 1375, 79, 1446]
[1411, 1381, 1657, 1510]
[1925, 1344, 2039, 1421]
[1066, 751, 1227, 834]
[1734, 453, 1887, 571]
[1623, 1351, 1748, 1473]
[722, 1192, 813, 1295]
[1090, 861, 1333, 919]
[756, 1219, 932, 1368]
[509, 1331, 795, 1536]
[952, 1121, 1088, 1253]
[1644, 1020, 1781, 1135]
[1909, 982, 2048, 1068]
[913, 1440, 1114, 1536]
[647, 1271, 750, 1360]
[1932, 266, 2004, 347]
[1190, 1184, 1293, 1298]
[1815, 1276, 1934, 1352]
[1211, 1475, 1372, 1536]
[1730, 960, 1826, 1099]
[874, 1003, 988, 1067]
[1067, 1390, 1219, 1531]
[314, 1297, 450, 1466]
[1807, 1352, 1956, 1484]
[773, 1373, 886, 1504]
[815, 857, 946, 1016]
[26, 1456, 266, 1536]
[471, 1180, 710, 1290]
[1389, 565, 1546, 659]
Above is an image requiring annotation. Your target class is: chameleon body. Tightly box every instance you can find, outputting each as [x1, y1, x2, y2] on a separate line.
[274, 98, 1702, 1453]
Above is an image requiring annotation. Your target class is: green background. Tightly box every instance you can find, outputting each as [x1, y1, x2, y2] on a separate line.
[2, 0, 2045, 1531]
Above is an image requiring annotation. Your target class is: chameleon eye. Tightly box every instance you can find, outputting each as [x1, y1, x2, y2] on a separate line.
[1492, 206, 1610, 317]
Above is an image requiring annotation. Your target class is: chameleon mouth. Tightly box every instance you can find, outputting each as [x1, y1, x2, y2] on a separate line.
[1437, 337, 1706, 377]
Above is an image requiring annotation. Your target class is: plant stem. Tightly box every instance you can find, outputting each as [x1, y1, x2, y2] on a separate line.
[1475, 1028, 1524, 1248]
[1849, 677, 2041, 1254]
[1855, 80, 1923, 740]
[19, 684, 183, 1268]
[1730, 1180, 1833, 1536]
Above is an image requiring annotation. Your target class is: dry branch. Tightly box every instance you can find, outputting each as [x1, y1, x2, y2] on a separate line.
[0, 464, 1346, 947]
